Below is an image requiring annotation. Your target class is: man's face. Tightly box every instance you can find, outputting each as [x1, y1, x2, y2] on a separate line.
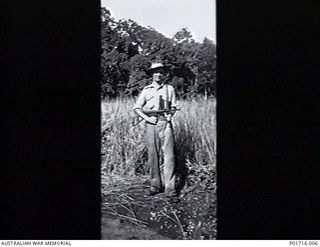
[152, 68, 167, 83]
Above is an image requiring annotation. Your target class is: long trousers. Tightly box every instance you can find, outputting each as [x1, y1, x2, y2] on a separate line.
[145, 120, 176, 195]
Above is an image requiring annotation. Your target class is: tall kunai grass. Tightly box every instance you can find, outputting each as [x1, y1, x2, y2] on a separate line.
[101, 96, 216, 189]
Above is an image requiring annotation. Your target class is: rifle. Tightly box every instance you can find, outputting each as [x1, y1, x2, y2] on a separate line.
[132, 108, 180, 126]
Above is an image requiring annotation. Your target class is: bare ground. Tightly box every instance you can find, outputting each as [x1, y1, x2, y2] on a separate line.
[101, 175, 216, 240]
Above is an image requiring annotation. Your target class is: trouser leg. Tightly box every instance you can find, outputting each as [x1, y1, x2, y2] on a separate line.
[146, 123, 161, 192]
[158, 121, 176, 195]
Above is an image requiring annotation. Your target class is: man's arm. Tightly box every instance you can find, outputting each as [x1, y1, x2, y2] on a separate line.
[170, 86, 178, 115]
[133, 90, 158, 125]
[164, 86, 178, 121]
[134, 109, 158, 125]
[171, 86, 177, 106]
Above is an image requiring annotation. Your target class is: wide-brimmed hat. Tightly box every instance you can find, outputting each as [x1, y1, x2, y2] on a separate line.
[146, 62, 169, 75]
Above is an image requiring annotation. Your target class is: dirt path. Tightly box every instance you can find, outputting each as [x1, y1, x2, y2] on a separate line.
[101, 176, 216, 240]
[102, 216, 170, 239]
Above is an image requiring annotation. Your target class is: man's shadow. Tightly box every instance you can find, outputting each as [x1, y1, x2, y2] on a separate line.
[173, 126, 196, 196]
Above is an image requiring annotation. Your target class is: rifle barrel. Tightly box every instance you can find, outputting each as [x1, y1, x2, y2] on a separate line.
[144, 108, 180, 114]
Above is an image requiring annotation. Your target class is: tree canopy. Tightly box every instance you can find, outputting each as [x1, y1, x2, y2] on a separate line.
[101, 7, 216, 99]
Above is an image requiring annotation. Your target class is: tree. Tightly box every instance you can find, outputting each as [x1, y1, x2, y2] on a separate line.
[195, 38, 216, 95]
[126, 54, 151, 96]
[101, 50, 130, 98]
[100, 7, 216, 99]
[173, 28, 194, 44]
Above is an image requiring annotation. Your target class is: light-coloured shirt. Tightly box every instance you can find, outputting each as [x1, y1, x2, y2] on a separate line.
[133, 82, 177, 111]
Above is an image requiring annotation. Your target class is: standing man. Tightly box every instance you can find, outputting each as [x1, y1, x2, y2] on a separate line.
[133, 62, 179, 201]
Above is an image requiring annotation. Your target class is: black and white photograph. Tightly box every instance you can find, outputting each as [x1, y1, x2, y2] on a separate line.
[100, 0, 216, 240]
[3, 0, 320, 242]
[4, 0, 320, 242]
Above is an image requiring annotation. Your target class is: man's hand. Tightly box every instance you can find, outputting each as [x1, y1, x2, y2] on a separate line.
[164, 113, 172, 122]
[147, 116, 158, 125]
[135, 108, 157, 125]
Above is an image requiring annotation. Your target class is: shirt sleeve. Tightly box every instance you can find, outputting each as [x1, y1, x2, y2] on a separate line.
[170, 86, 178, 108]
[133, 89, 146, 110]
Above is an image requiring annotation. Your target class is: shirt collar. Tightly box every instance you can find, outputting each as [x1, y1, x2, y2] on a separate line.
[151, 81, 165, 90]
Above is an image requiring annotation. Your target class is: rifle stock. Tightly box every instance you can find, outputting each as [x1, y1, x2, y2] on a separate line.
[132, 108, 180, 126]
